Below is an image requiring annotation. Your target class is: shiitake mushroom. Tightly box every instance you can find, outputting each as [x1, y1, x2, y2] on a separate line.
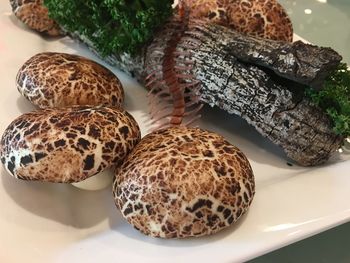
[114, 126, 255, 238]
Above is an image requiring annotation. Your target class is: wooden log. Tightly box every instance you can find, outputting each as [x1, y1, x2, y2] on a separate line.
[206, 25, 342, 89]
[67, 20, 344, 166]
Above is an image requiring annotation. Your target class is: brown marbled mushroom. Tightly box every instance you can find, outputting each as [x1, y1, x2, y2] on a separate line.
[114, 126, 255, 238]
[0, 106, 141, 183]
[183, 0, 293, 42]
[182, 0, 228, 25]
[17, 52, 125, 109]
[9, 0, 62, 36]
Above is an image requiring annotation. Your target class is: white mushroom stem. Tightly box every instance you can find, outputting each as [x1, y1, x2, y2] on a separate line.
[72, 168, 114, 191]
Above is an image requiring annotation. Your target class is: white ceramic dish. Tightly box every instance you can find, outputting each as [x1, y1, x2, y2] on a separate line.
[0, 3, 349, 263]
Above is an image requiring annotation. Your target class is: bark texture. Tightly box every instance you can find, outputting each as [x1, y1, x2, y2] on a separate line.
[218, 32, 342, 89]
[67, 21, 344, 166]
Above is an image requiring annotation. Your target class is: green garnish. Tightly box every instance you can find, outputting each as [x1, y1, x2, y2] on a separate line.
[305, 63, 350, 137]
[44, 0, 173, 56]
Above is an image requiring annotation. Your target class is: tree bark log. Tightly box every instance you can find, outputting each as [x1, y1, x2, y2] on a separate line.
[213, 29, 342, 89]
[68, 20, 344, 166]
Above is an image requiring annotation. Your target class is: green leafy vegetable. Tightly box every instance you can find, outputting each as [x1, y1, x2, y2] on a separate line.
[44, 0, 173, 56]
[305, 63, 350, 137]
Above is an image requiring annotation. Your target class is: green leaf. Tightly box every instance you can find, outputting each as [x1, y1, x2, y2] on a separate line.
[305, 63, 350, 137]
[44, 0, 173, 56]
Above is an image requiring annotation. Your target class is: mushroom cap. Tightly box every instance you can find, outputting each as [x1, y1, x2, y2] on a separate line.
[0, 106, 141, 183]
[10, 0, 62, 36]
[184, 0, 228, 25]
[226, 0, 293, 42]
[184, 0, 293, 42]
[16, 52, 125, 109]
[114, 127, 255, 238]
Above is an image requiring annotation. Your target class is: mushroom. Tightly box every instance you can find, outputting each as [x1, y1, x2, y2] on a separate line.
[114, 126, 255, 238]
[9, 0, 62, 36]
[184, 0, 293, 42]
[16, 52, 125, 109]
[0, 106, 141, 184]
[72, 168, 115, 191]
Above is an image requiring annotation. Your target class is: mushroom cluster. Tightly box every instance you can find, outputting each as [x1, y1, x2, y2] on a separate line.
[0, 50, 140, 189]
[2, 1, 256, 239]
[0, 52, 255, 237]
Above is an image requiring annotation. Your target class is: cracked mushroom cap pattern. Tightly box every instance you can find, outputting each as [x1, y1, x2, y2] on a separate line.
[183, 0, 228, 24]
[114, 127, 255, 238]
[9, 0, 62, 36]
[184, 0, 293, 42]
[17, 52, 125, 109]
[0, 106, 141, 183]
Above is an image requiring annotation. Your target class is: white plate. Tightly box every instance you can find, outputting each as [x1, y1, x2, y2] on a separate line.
[1, 4, 349, 263]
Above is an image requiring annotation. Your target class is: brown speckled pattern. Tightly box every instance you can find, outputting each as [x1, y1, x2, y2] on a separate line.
[184, 0, 293, 42]
[114, 127, 255, 238]
[184, 0, 229, 25]
[9, 0, 62, 36]
[0, 106, 141, 183]
[16, 52, 125, 109]
[226, 0, 293, 42]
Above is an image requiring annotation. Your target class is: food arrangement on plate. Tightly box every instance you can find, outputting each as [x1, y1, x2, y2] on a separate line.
[1, 0, 349, 239]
